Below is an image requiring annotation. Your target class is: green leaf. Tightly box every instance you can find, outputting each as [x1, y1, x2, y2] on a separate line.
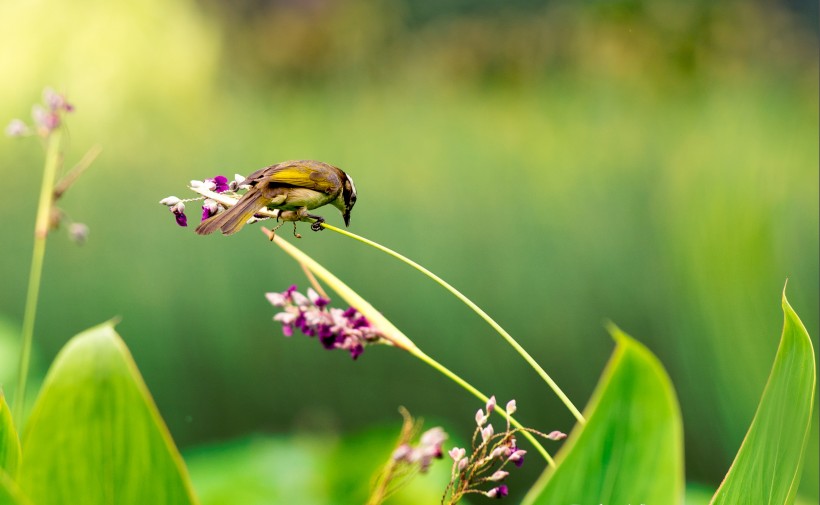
[17, 321, 199, 505]
[523, 327, 684, 504]
[710, 291, 816, 504]
[0, 471, 32, 505]
[0, 393, 20, 479]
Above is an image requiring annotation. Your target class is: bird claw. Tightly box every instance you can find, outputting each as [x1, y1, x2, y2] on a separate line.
[310, 218, 325, 232]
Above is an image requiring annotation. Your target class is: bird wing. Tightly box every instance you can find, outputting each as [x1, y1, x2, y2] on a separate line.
[243, 160, 342, 194]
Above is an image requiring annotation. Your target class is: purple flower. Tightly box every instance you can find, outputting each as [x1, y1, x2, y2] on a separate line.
[32, 104, 60, 133]
[267, 285, 383, 359]
[509, 447, 526, 468]
[170, 202, 187, 227]
[208, 175, 230, 193]
[201, 199, 219, 221]
[43, 87, 73, 113]
[487, 485, 508, 499]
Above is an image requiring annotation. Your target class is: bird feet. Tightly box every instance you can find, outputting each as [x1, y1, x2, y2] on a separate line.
[309, 215, 326, 232]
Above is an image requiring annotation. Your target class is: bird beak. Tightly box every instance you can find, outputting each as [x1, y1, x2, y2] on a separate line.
[343, 209, 351, 227]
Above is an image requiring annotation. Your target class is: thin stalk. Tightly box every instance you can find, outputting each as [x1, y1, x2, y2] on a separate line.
[190, 186, 584, 422]
[13, 129, 62, 424]
[321, 223, 586, 425]
[409, 347, 556, 468]
[266, 230, 555, 465]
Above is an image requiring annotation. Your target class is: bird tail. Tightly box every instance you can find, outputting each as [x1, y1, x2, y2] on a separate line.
[195, 189, 268, 236]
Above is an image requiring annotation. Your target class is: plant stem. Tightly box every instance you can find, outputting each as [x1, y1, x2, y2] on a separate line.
[409, 347, 556, 468]
[321, 223, 586, 425]
[13, 129, 62, 424]
[267, 231, 555, 465]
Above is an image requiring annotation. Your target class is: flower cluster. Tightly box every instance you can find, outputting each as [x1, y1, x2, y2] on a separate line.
[266, 285, 384, 359]
[369, 409, 447, 504]
[444, 397, 566, 502]
[159, 175, 235, 227]
[6, 87, 73, 138]
[392, 426, 448, 474]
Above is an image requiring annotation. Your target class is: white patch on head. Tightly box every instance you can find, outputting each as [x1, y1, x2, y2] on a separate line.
[346, 174, 357, 197]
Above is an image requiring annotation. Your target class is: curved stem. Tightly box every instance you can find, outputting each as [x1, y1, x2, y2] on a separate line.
[321, 223, 586, 425]
[13, 129, 62, 424]
[266, 231, 555, 465]
[409, 347, 556, 467]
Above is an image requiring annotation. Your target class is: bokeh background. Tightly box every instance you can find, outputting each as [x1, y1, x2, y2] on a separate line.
[1, 0, 817, 502]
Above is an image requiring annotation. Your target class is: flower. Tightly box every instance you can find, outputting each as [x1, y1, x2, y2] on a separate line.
[546, 431, 567, 441]
[208, 175, 230, 193]
[43, 87, 73, 113]
[449, 447, 466, 463]
[5, 119, 29, 137]
[8, 87, 73, 139]
[508, 448, 526, 468]
[170, 201, 187, 227]
[201, 199, 219, 221]
[485, 396, 497, 414]
[486, 485, 508, 499]
[391, 426, 447, 474]
[159, 196, 181, 206]
[267, 285, 384, 359]
[505, 399, 516, 415]
[481, 424, 494, 442]
[68, 223, 90, 245]
[32, 104, 59, 134]
[444, 397, 564, 502]
[488, 470, 508, 482]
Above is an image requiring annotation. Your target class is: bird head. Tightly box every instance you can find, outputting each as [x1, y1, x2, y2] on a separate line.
[341, 173, 357, 226]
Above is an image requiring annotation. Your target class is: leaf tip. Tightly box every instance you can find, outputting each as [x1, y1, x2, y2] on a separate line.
[604, 320, 627, 344]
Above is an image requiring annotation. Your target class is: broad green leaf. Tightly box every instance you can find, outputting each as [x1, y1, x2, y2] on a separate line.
[710, 291, 816, 504]
[523, 327, 684, 505]
[0, 393, 19, 478]
[0, 471, 31, 505]
[17, 321, 199, 505]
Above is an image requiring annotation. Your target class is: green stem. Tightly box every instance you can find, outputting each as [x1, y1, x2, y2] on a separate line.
[321, 223, 586, 425]
[268, 232, 555, 465]
[13, 129, 62, 424]
[410, 347, 556, 468]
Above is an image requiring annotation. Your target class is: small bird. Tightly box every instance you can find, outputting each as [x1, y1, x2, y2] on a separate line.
[196, 160, 357, 236]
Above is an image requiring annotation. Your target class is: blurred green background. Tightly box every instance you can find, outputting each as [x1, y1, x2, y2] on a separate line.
[1, 0, 817, 502]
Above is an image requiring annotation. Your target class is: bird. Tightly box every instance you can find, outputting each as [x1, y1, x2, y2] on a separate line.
[195, 160, 357, 236]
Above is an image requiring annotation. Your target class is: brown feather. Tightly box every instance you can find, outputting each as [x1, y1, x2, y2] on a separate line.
[195, 188, 270, 236]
